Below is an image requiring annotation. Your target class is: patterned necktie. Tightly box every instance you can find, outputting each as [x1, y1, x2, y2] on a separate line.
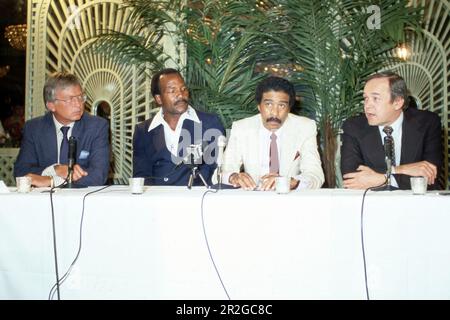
[269, 133, 279, 174]
[382, 126, 396, 166]
[59, 126, 70, 164]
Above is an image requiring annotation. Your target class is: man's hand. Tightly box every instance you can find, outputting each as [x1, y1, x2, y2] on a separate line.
[259, 173, 279, 191]
[343, 165, 386, 189]
[26, 173, 51, 187]
[230, 173, 300, 191]
[54, 164, 88, 181]
[395, 161, 437, 185]
[290, 178, 300, 190]
[229, 172, 257, 190]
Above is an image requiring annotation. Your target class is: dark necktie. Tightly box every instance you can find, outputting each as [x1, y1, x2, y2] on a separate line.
[59, 126, 70, 164]
[382, 126, 396, 166]
[269, 133, 279, 174]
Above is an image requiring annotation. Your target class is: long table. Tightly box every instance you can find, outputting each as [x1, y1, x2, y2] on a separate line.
[1, 186, 450, 299]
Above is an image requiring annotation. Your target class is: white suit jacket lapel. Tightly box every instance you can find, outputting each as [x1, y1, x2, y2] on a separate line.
[279, 115, 300, 176]
[250, 115, 262, 170]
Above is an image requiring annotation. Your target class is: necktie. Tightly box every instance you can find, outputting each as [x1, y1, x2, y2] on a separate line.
[382, 126, 396, 166]
[269, 133, 279, 174]
[59, 126, 70, 164]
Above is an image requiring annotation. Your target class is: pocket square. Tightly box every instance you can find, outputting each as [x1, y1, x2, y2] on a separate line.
[79, 150, 90, 160]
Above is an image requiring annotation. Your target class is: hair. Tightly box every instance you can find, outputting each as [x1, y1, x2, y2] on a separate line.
[150, 68, 183, 97]
[366, 71, 407, 107]
[255, 76, 296, 108]
[43, 72, 82, 105]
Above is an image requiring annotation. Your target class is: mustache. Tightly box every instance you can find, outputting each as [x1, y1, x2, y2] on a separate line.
[175, 98, 189, 105]
[266, 117, 281, 124]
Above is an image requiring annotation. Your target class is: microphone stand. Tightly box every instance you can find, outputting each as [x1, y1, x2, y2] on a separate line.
[62, 137, 86, 189]
[67, 165, 75, 188]
[372, 156, 399, 191]
[215, 135, 226, 191]
[217, 166, 223, 190]
[187, 152, 209, 189]
[63, 165, 87, 189]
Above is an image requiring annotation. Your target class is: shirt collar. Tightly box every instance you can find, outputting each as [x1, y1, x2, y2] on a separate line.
[148, 105, 200, 132]
[378, 111, 404, 136]
[52, 115, 74, 132]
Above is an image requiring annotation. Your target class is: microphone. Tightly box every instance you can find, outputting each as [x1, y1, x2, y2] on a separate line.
[68, 137, 77, 170]
[216, 136, 227, 187]
[68, 137, 77, 184]
[384, 135, 393, 185]
[62, 137, 86, 189]
[173, 144, 203, 170]
[371, 136, 398, 192]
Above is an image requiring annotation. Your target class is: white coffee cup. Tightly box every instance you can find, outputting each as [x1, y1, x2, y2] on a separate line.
[16, 176, 32, 193]
[410, 176, 427, 195]
[275, 176, 290, 194]
[129, 177, 145, 194]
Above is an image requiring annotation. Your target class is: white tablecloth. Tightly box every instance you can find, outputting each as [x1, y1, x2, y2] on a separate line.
[1, 186, 449, 299]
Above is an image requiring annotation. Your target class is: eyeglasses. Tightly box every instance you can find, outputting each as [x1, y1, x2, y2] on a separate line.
[54, 94, 87, 104]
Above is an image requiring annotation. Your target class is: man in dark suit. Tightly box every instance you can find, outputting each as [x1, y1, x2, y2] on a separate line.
[341, 71, 442, 190]
[14, 72, 110, 187]
[132, 68, 225, 186]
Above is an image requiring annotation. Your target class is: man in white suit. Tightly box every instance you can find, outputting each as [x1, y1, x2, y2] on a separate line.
[217, 76, 324, 190]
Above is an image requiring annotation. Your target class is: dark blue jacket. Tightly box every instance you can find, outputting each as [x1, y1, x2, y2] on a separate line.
[14, 112, 110, 186]
[132, 109, 225, 186]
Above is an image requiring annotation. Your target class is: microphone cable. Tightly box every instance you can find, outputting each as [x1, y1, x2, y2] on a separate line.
[200, 188, 231, 300]
[45, 172, 71, 300]
[48, 184, 111, 300]
[359, 176, 388, 300]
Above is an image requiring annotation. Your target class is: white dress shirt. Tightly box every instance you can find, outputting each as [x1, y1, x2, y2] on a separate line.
[223, 124, 312, 189]
[148, 105, 200, 156]
[41, 115, 75, 186]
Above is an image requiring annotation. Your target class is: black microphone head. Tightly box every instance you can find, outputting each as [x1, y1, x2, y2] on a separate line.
[383, 136, 392, 159]
[68, 136, 77, 167]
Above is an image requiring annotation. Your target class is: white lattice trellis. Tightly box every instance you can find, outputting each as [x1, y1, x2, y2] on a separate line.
[384, 0, 450, 188]
[0, 149, 19, 186]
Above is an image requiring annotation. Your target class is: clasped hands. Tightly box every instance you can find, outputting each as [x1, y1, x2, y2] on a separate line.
[229, 172, 299, 191]
[25, 164, 88, 187]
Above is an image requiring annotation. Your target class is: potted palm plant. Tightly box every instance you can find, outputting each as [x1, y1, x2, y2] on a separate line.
[260, 0, 421, 186]
[92, 0, 421, 187]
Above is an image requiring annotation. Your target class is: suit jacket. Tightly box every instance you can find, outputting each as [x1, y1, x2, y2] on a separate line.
[217, 113, 324, 188]
[132, 109, 225, 186]
[340, 107, 443, 190]
[14, 112, 110, 186]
